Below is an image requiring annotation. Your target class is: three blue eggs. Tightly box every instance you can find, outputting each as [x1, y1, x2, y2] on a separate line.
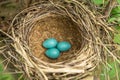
[42, 38, 71, 59]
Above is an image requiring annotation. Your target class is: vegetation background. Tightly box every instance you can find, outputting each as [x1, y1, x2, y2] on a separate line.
[0, 0, 120, 80]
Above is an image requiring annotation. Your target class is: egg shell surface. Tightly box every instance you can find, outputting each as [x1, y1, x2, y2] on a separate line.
[57, 41, 71, 52]
[45, 48, 60, 59]
[43, 38, 58, 48]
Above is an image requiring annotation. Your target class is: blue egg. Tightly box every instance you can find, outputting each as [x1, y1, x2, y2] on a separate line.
[43, 38, 58, 48]
[45, 48, 60, 59]
[57, 41, 71, 52]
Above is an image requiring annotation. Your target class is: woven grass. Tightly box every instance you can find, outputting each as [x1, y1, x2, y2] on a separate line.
[0, 0, 119, 80]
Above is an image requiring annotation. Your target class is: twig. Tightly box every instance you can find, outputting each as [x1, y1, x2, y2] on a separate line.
[23, 0, 33, 7]
[103, 0, 117, 18]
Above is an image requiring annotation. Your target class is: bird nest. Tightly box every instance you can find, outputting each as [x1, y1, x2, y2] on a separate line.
[0, 0, 116, 80]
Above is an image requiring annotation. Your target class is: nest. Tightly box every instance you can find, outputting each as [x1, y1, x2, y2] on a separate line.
[0, 0, 116, 80]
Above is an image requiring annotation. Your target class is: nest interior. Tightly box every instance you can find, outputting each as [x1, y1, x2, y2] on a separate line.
[29, 14, 82, 63]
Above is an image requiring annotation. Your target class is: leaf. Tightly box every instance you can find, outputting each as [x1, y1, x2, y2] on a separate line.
[100, 61, 120, 80]
[108, 63, 116, 78]
[0, 64, 3, 72]
[0, 75, 14, 80]
[110, 6, 120, 23]
[117, 0, 120, 4]
[108, 17, 116, 22]
[111, 14, 120, 18]
[115, 26, 120, 31]
[108, 61, 120, 79]
[111, 6, 120, 15]
[100, 74, 105, 80]
[92, 0, 103, 5]
[0, 59, 15, 80]
[113, 34, 120, 44]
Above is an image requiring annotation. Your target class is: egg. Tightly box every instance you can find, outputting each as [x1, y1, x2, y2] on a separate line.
[57, 41, 71, 52]
[43, 38, 58, 48]
[45, 48, 60, 59]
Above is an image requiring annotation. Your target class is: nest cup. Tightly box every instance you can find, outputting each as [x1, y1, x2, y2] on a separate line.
[4, 0, 114, 80]
[29, 13, 82, 62]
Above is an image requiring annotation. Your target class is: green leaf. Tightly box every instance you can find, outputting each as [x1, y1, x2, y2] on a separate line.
[92, 0, 104, 5]
[0, 59, 15, 80]
[111, 6, 120, 15]
[113, 34, 120, 44]
[108, 61, 120, 79]
[0, 75, 14, 80]
[108, 17, 116, 22]
[100, 75, 104, 80]
[110, 6, 120, 23]
[111, 14, 120, 18]
[117, 0, 120, 4]
[108, 63, 116, 78]
[0, 64, 4, 72]
[100, 61, 120, 80]
[115, 26, 120, 31]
